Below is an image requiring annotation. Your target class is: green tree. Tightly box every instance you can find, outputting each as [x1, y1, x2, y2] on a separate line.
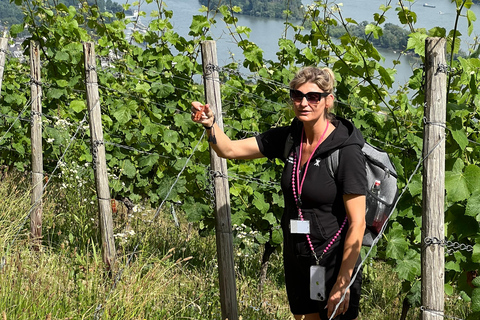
[199, 0, 305, 19]
[0, 0, 23, 26]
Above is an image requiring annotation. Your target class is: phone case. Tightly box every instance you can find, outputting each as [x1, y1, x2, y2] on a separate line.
[310, 265, 326, 301]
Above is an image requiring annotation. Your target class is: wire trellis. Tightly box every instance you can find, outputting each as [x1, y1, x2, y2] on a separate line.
[0, 49, 477, 320]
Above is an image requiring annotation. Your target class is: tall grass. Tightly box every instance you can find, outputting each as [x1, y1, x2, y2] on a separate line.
[0, 171, 471, 319]
[0, 172, 31, 253]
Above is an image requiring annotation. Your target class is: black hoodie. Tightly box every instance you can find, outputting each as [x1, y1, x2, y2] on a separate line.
[256, 115, 367, 259]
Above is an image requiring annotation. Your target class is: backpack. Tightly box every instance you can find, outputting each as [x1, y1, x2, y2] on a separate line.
[284, 134, 399, 247]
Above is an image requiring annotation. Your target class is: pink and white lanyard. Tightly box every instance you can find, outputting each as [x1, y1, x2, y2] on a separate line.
[291, 121, 347, 265]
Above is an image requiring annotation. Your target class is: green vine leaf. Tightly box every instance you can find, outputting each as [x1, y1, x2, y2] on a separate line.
[473, 241, 480, 263]
[406, 32, 428, 57]
[252, 191, 270, 212]
[466, 193, 480, 221]
[189, 15, 209, 36]
[70, 100, 85, 113]
[396, 7, 416, 25]
[386, 223, 409, 260]
[450, 116, 469, 150]
[466, 9, 476, 36]
[445, 283, 454, 296]
[365, 23, 382, 39]
[446, 168, 470, 203]
[272, 228, 283, 245]
[262, 212, 276, 225]
[255, 232, 269, 245]
[407, 174, 422, 198]
[113, 106, 133, 125]
[394, 249, 420, 282]
[55, 50, 70, 61]
[138, 154, 160, 170]
[121, 159, 137, 178]
[448, 206, 479, 238]
[163, 129, 179, 144]
[135, 82, 151, 95]
[465, 164, 480, 194]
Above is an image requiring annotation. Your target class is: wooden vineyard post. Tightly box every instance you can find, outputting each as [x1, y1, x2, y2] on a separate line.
[30, 41, 43, 250]
[421, 37, 446, 320]
[0, 36, 8, 95]
[83, 42, 116, 271]
[201, 40, 239, 320]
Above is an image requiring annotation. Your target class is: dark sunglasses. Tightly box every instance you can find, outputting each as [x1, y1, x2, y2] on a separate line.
[290, 89, 330, 103]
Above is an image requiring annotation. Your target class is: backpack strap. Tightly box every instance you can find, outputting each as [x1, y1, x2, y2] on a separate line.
[326, 149, 340, 179]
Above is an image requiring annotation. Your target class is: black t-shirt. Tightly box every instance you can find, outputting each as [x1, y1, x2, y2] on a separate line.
[255, 117, 367, 258]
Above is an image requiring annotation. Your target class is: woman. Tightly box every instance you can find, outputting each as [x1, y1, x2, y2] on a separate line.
[191, 66, 366, 320]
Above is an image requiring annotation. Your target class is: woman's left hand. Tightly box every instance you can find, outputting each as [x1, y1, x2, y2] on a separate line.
[325, 194, 365, 318]
[326, 281, 350, 318]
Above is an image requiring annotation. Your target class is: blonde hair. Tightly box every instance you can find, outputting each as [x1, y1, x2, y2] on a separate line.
[289, 66, 336, 93]
[289, 66, 336, 119]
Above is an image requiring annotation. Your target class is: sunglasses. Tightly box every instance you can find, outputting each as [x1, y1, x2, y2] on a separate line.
[290, 89, 330, 104]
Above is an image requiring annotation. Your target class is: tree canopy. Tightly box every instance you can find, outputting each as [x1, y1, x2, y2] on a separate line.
[0, 0, 124, 28]
[198, 0, 305, 19]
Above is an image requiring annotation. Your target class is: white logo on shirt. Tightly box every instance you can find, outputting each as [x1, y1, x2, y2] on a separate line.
[314, 159, 321, 167]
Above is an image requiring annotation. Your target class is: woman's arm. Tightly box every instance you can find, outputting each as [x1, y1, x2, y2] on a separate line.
[191, 101, 264, 160]
[326, 194, 366, 318]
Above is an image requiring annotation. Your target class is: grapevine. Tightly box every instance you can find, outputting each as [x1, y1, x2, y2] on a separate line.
[0, 0, 478, 314]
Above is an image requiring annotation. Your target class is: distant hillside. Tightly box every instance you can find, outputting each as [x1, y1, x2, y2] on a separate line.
[198, 0, 305, 19]
[0, 0, 23, 26]
[0, 0, 124, 28]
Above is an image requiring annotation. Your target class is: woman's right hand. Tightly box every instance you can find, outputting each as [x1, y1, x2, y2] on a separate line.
[191, 101, 215, 128]
[190, 101, 262, 160]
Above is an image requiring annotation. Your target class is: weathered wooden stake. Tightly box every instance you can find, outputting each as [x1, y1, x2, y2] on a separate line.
[421, 37, 446, 320]
[83, 42, 116, 271]
[201, 40, 239, 320]
[0, 36, 8, 96]
[30, 41, 43, 250]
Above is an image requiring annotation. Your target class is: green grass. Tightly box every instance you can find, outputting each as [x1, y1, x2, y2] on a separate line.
[0, 172, 472, 319]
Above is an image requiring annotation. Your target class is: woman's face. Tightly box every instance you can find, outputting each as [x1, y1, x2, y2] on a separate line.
[292, 82, 333, 124]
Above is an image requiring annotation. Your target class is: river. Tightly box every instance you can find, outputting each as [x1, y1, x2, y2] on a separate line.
[121, 0, 480, 86]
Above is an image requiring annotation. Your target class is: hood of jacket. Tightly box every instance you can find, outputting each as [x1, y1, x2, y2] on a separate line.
[290, 115, 365, 158]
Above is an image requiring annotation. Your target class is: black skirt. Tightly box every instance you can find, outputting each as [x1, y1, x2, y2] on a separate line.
[283, 241, 363, 319]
